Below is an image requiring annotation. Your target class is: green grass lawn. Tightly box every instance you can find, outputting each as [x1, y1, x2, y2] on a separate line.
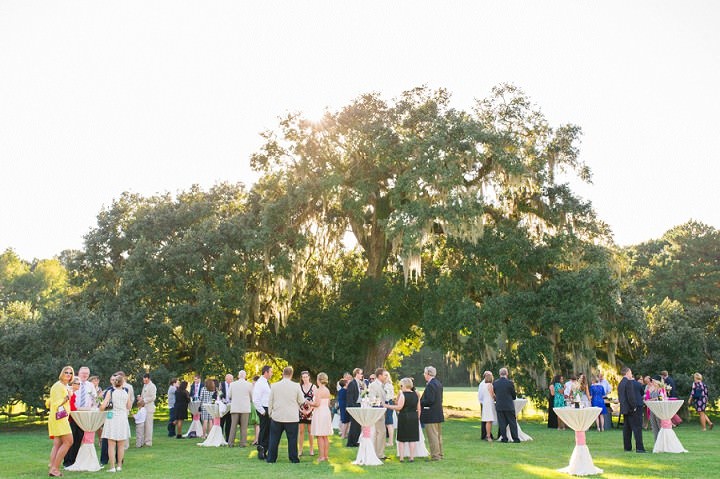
[1, 410, 718, 479]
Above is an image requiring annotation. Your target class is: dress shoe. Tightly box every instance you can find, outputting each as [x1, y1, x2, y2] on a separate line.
[636, 449, 647, 453]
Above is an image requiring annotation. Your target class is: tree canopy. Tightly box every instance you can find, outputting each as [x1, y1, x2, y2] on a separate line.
[2, 87, 718, 413]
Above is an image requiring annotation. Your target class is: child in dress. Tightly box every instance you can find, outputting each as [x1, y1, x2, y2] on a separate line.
[133, 398, 147, 448]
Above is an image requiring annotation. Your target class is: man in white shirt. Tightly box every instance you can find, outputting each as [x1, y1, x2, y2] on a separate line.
[140, 373, 157, 447]
[220, 373, 234, 441]
[228, 370, 253, 447]
[564, 375, 576, 398]
[253, 365, 272, 460]
[66, 366, 95, 467]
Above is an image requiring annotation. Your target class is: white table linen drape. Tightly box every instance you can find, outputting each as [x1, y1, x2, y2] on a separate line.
[644, 400, 687, 453]
[397, 422, 429, 457]
[184, 400, 204, 438]
[197, 403, 228, 447]
[347, 407, 387, 465]
[505, 398, 533, 441]
[553, 406, 603, 476]
[66, 411, 106, 472]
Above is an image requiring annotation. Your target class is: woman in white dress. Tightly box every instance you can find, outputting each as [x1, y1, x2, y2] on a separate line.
[477, 370, 496, 442]
[101, 374, 132, 473]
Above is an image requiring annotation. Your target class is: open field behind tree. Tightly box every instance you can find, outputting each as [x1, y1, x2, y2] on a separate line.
[1, 415, 718, 479]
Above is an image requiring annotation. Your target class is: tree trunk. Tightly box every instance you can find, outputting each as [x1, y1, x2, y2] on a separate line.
[363, 335, 397, 372]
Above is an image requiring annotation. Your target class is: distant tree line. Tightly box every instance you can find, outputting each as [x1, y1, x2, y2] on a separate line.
[1, 85, 718, 416]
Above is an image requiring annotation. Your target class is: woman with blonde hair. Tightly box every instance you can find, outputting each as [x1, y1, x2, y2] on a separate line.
[48, 366, 75, 477]
[690, 373, 714, 431]
[386, 377, 421, 462]
[308, 372, 333, 461]
[100, 374, 133, 472]
[478, 371, 496, 441]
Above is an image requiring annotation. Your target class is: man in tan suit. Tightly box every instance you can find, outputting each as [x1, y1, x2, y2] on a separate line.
[367, 368, 388, 459]
[227, 370, 253, 447]
[266, 366, 306, 463]
[140, 373, 157, 447]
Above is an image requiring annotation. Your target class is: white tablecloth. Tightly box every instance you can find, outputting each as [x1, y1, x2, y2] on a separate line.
[347, 407, 387, 466]
[553, 407, 603, 476]
[197, 403, 228, 447]
[645, 400, 687, 453]
[397, 422, 429, 457]
[66, 411, 105, 472]
[184, 401, 204, 438]
[505, 398, 533, 441]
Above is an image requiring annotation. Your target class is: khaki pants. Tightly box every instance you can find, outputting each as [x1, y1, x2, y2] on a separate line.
[143, 405, 155, 446]
[228, 412, 250, 446]
[424, 422, 443, 460]
[135, 422, 145, 448]
[373, 416, 386, 458]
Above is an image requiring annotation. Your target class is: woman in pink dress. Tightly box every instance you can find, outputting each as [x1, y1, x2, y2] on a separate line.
[309, 372, 333, 462]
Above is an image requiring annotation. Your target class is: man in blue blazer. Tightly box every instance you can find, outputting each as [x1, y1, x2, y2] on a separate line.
[420, 366, 444, 460]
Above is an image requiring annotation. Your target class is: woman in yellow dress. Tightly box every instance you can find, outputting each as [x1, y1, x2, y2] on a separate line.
[48, 365, 74, 477]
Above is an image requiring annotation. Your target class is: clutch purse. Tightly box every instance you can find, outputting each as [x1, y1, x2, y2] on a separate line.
[56, 405, 68, 420]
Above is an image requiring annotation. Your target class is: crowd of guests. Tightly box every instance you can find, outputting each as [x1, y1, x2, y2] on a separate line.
[540, 367, 713, 453]
[47, 363, 445, 472]
[46, 361, 714, 473]
[46, 366, 157, 475]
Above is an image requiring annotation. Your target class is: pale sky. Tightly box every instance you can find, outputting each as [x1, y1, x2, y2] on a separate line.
[1, 1, 719, 260]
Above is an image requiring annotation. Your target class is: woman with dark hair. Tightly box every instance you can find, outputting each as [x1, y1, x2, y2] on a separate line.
[48, 366, 75, 477]
[548, 374, 562, 429]
[199, 379, 216, 436]
[590, 376, 609, 431]
[298, 370, 316, 456]
[174, 381, 190, 438]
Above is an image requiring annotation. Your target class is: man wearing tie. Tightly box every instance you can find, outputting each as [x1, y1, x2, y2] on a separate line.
[140, 373, 157, 447]
[189, 375, 203, 402]
[367, 368, 388, 459]
[345, 368, 364, 447]
[65, 366, 95, 467]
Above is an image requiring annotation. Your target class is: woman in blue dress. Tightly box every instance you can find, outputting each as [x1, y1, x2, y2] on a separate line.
[590, 376, 608, 431]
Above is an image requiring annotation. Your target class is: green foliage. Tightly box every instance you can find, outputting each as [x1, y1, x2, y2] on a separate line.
[5, 86, 718, 415]
[630, 220, 720, 306]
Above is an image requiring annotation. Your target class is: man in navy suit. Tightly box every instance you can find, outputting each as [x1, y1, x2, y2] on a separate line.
[189, 374, 204, 401]
[493, 368, 520, 443]
[617, 367, 645, 452]
[420, 366, 444, 460]
[345, 368, 364, 447]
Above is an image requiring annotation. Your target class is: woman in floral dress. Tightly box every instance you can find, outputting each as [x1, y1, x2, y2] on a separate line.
[690, 373, 714, 431]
